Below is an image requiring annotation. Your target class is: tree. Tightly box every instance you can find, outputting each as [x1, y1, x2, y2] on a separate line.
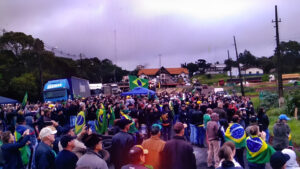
[280, 41, 300, 73]
[9, 73, 38, 101]
[238, 50, 258, 67]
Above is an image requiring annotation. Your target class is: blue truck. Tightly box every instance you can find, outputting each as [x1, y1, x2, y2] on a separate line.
[43, 76, 90, 102]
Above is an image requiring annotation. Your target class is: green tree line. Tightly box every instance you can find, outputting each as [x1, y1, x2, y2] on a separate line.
[0, 31, 129, 101]
[182, 41, 300, 76]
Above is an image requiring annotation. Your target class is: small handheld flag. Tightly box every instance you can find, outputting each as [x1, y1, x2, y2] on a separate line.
[22, 92, 28, 108]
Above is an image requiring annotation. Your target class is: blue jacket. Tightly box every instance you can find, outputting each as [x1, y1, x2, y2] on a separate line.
[34, 142, 56, 169]
[1, 135, 30, 169]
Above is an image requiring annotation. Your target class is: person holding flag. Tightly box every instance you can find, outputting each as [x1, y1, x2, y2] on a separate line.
[1, 129, 30, 169]
[120, 106, 138, 134]
[224, 115, 246, 168]
[94, 105, 107, 135]
[21, 92, 28, 109]
[75, 103, 86, 135]
[108, 105, 116, 128]
[246, 125, 275, 169]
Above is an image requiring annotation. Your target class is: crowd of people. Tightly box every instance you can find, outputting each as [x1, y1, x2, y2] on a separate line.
[0, 91, 299, 169]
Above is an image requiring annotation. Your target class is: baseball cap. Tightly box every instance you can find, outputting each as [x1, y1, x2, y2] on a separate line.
[39, 126, 57, 139]
[279, 114, 290, 121]
[173, 122, 187, 133]
[60, 135, 76, 148]
[270, 151, 290, 169]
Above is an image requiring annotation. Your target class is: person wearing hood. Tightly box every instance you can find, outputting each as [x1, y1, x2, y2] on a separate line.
[282, 148, 300, 169]
[206, 113, 221, 168]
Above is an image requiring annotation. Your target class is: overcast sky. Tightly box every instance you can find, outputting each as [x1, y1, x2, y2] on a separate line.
[1, 0, 300, 70]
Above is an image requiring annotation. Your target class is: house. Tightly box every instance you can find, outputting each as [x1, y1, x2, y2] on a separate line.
[227, 67, 239, 77]
[138, 67, 189, 87]
[205, 64, 226, 75]
[241, 67, 264, 76]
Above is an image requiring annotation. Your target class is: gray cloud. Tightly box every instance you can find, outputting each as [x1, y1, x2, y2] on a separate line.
[1, 0, 300, 70]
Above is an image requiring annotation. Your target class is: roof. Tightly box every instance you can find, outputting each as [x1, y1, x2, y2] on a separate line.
[138, 67, 189, 76]
[0, 96, 18, 104]
[282, 73, 300, 79]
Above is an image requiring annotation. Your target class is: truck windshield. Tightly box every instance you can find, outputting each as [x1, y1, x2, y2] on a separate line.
[44, 89, 66, 99]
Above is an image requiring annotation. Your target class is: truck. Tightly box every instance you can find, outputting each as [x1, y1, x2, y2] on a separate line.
[43, 76, 90, 102]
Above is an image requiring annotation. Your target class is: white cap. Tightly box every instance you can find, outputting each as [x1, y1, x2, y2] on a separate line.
[39, 127, 57, 139]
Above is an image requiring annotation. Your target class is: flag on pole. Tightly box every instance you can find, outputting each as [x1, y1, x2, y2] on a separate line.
[129, 75, 149, 89]
[75, 111, 86, 134]
[95, 109, 107, 134]
[14, 125, 31, 165]
[22, 92, 28, 108]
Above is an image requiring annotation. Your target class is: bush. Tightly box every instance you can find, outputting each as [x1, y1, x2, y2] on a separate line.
[262, 74, 269, 82]
[259, 91, 278, 110]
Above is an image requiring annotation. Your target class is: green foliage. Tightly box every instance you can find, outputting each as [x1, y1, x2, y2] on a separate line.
[261, 74, 269, 82]
[0, 31, 129, 101]
[192, 74, 229, 85]
[285, 90, 300, 116]
[259, 91, 279, 110]
[9, 73, 38, 101]
[251, 96, 260, 111]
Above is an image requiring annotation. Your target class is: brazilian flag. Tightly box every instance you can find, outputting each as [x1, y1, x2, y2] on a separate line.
[120, 111, 138, 134]
[246, 135, 276, 164]
[129, 75, 149, 90]
[225, 123, 246, 148]
[169, 100, 175, 116]
[22, 92, 28, 108]
[15, 125, 31, 165]
[95, 109, 107, 134]
[75, 111, 86, 134]
[108, 107, 116, 127]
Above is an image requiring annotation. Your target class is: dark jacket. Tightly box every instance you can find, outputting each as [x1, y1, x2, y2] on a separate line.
[111, 131, 135, 169]
[216, 161, 243, 169]
[161, 135, 196, 169]
[257, 114, 269, 131]
[1, 135, 30, 169]
[190, 110, 203, 125]
[35, 141, 56, 169]
[273, 121, 290, 150]
[55, 150, 78, 169]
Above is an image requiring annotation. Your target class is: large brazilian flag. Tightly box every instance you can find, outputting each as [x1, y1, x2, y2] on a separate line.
[75, 111, 86, 134]
[120, 111, 138, 134]
[15, 125, 31, 165]
[129, 75, 149, 90]
[225, 123, 246, 148]
[108, 107, 116, 127]
[95, 109, 107, 134]
[246, 136, 276, 164]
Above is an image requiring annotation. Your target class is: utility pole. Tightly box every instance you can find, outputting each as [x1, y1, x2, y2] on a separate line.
[113, 30, 117, 82]
[272, 5, 284, 106]
[233, 36, 245, 96]
[227, 50, 232, 80]
[79, 53, 83, 69]
[34, 39, 44, 101]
